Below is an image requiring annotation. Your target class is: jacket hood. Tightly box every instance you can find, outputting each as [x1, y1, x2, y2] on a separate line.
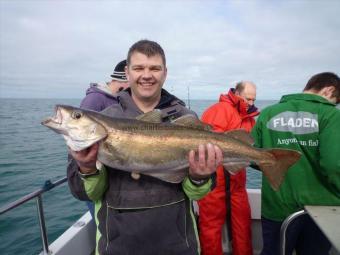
[219, 88, 259, 118]
[85, 83, 116, 98]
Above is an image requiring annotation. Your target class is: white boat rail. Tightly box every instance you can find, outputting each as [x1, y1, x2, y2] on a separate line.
[280, 206, 340, 255]
[279, 209, 307, 255]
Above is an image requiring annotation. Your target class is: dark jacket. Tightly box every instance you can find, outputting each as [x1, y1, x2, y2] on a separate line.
[67, 89, 211, 255]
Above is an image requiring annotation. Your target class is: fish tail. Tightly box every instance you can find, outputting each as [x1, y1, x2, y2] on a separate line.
[258, 149, 301, 191]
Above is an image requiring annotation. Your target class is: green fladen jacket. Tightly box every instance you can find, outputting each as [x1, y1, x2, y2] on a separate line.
[251, 93, 340, 221]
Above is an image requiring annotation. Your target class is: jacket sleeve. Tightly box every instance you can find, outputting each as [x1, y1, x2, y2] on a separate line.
[67, 154, 108, 201]
[319, 110, 340, 196]
[182, 177, 212, 200]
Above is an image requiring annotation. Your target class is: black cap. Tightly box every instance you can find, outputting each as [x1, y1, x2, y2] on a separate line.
[110, 60, 127, 81]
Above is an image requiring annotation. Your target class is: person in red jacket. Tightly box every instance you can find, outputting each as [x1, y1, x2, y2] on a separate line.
[198, 81, 259, 255]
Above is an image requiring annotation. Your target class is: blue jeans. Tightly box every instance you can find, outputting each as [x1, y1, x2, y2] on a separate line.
[260, 215, 331, 255]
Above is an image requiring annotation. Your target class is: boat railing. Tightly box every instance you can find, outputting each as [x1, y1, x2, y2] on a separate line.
[279, 209, 307, 255]
[0, 177, 68, 255]
[280, 206, 340, 255]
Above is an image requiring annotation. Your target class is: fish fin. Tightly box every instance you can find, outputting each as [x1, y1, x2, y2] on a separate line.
[259, 149, 301, 191]
[144, 168, 188, 183]
[172, 115, 212, 131]
[136, 109, 163, 123]
[224, 129, 254, 145]
[222, 162, 249, 174]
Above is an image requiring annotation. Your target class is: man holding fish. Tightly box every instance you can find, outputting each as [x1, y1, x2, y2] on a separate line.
[67, 39, 223, 255]
[43, 40, 300, 254]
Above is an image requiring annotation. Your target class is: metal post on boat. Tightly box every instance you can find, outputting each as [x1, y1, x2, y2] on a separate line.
[279, 210, 306, 255]
[36, 194, 50, 255]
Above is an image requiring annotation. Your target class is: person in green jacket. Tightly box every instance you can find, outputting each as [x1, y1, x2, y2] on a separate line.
[251, 72, 340, 255]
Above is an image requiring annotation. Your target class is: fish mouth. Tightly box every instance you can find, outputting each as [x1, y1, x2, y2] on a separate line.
[41, 106, 64, 131]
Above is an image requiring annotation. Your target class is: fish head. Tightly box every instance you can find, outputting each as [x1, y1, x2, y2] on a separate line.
[42, 105, 108, 151]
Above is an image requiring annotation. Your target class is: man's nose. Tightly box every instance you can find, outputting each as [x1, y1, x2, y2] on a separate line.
[142, 69, 152, 78]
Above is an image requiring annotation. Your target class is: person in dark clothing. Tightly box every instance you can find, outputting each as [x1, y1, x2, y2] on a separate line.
[67, 39, 223, 255]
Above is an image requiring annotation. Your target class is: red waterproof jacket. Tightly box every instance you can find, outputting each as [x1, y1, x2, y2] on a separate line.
[198, 89, 259, 255]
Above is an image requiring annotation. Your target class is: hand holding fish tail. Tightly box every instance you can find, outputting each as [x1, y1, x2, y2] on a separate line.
[188, 143, 223, 181]
[69, 143, 99, 174]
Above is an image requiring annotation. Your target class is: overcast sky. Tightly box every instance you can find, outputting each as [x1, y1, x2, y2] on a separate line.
[0, 0, 339, 100]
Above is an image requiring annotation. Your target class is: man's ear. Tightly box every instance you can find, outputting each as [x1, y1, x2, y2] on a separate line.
[321, 86, 335, 97]
[319, 86, 336, 103]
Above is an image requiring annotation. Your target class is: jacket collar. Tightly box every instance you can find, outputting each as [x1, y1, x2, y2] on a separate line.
[86, 83, 116, 98]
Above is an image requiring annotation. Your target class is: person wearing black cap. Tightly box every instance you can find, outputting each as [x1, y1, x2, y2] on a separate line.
[80, 59, 129, 112]
[108, 59, 129, 94]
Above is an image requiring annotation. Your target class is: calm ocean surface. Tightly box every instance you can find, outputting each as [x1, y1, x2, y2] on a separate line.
[0, 98, 276, 254]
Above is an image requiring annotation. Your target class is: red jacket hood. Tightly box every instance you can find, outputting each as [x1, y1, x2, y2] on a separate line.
[219, 89, 259, 119]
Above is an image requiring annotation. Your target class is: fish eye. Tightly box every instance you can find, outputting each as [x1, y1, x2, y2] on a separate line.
[72, 111, 83, 119]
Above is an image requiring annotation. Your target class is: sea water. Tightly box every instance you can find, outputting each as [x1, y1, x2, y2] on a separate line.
[0, 98, 276, 254]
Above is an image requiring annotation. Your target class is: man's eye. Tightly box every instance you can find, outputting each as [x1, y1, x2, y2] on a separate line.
[72, 111, 82, 119]
[151, 67, 162, 71]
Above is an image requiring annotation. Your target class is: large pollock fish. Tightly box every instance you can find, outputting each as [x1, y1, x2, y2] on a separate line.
[42, 105, 301, 190]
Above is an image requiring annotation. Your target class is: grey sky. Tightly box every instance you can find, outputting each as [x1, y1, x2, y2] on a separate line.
[0, 0, 339, 100]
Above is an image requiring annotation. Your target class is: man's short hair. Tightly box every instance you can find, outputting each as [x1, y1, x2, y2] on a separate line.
[235, 82, 245, 93]
[235, 81, 255, 93]
[127, 39, 166, 67]
[304, 72, 340, 103]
